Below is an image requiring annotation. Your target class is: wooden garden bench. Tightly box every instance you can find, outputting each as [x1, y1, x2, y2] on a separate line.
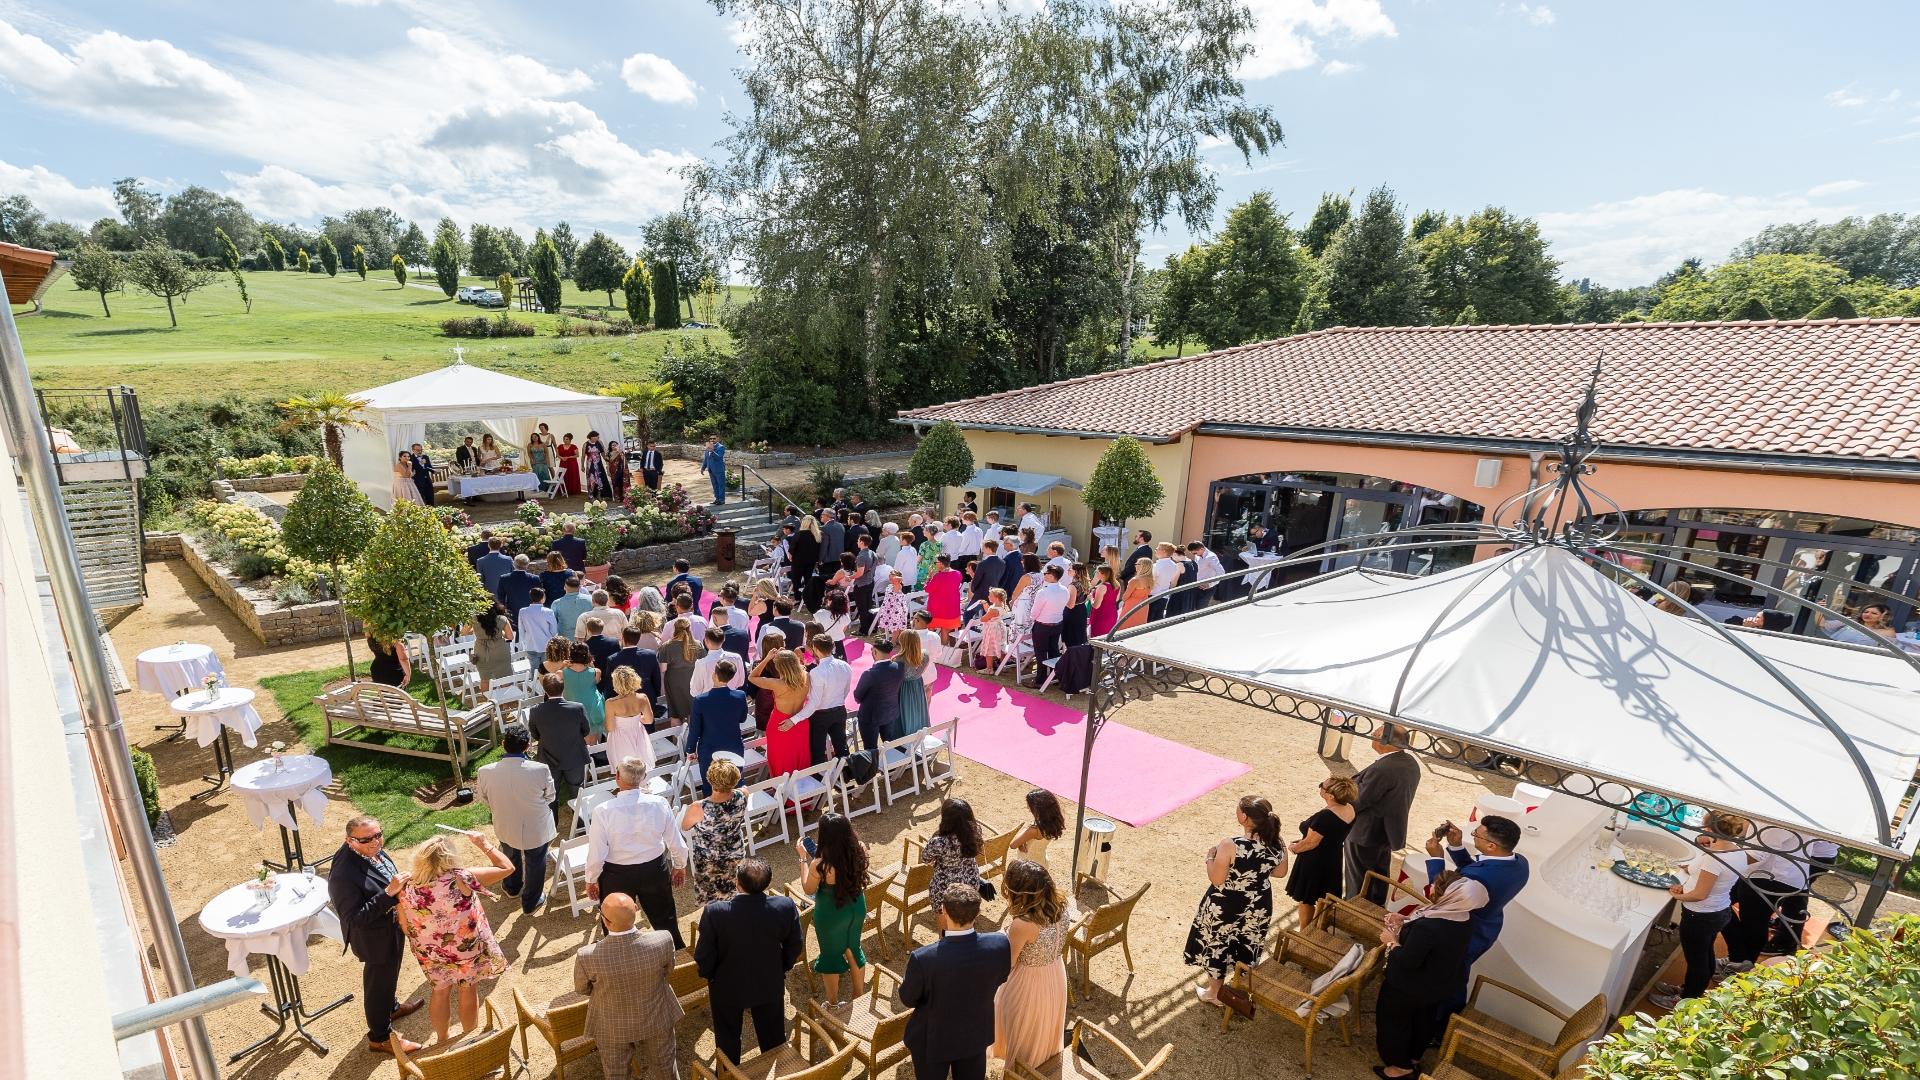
[314, 682, 499, 783]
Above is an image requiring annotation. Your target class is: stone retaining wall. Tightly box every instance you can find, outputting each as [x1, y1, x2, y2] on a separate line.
[224, 473, 307, 493]
[609, 534, 720, 575]
[659, 443, 797, 468]
[173, 533, 358, 647]
[144, 532, 184, 560]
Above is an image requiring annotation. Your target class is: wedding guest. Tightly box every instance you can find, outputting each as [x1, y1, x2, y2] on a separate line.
[564, 641, 607, 740]
[902, 884, 1011, 1080]
[872, 569, 914, 639]
[702, 436, 728, 505]
[1423, 815, 1530, 989]
[993, 860, 1070, 1069]
[789, 515, 822, 599]
[1018, 503, 1045, 537]
[540, 552, 572, 607]
[791, 633, 853, 765]
[551, 574, 590, 638]
[798, 814, 871, 1003]
[663, 558, 704, 608]
[660, 617, 707, 722]
[582, 431, 611, 498]
[1374, 872, 1487, 1079]
[1346, 724, 1421, 904]
[603, 667, 656, 774]
[474, 724, 557, 914]
[977, 589, 1009, 670]
[471, 600, 516, 691]
[556, 433, 583, 496]
[687, 662, 748, 794]
[465, 529, 494, 568]
[1186, 796, 1287, 1007]
[368, 634, 410, 687]
[1117, 560, 1153, 631]
[895, 630, 931, 738]
[607, 575, 636, 615]
[496, 554, 542, 619]
[1187, 541, 1225, 609]
[683, 759, 750, 904]
[851, 637, 905, 749]
[876, 522, 902, 566]
[1119, 531, 1153, 583]
[554, 521, 588, 571]
[581, 618, 619, 674]
[392, 451, 424, 505]
[637, 440, 664, 490]
[750, 649, 812, 779]
[711, 598, 753, 660]
[543, 635, 574, 678]
[606, 439, 630, 502]
[1026, 566, 1071, 684]
[327, 815, 423, 1056]
[530, 672, 591, 820]
[627, 608, 663, 653]
[572, 892, 682, 1080]
[477, 538, 513, 594]
[396, 832, 512, 1045]
[587, 757, 691, 946]
[1649, 812, 1750, 1010]
[1061, 564, 1092, 649]
[692, 625, 747, 697]
[1149, 543, 1183, 620]
[1008, 789, 1067, 866]
[696, 859, 804, 1065]
[921, 799, 984, 916]
[578, 589, 629, 641]
[516, 588, 558, 661]
[526, 430, 554, 487]
[1285, 776, 1357, 928]
[408, 442, 435, 506]
[926, 555, 964, 644]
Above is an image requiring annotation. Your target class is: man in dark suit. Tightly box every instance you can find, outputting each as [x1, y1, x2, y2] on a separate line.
[1346, 723, 1423, 904]
[407, 442, 435, 506]
[637, 440, 665, 490]
[687, 666, 748, 796]
[696, 858, 804, 1066]
[599, 624, 662, 703]
[529, 672, 591, 822]
[851, 636, 905, 750]
[1119, 530, 1154, 583]
[1424, 815, 1529, 969]
[711, 606, 752, 663]
[901, 884, 1011, 1080]
[1247, 523, 1278, 555]
[553, 521, 588, 572]
[465, 529, 494, 569]
[663, 559, 703, 609]
[454, 435, 478, 470]
[495, 554, 542, 619]
[764, 598, 807, 659]
[998, 548, 1027, 597]
[476, 537, 514, 594]
[326, 815, 424, 1056]
[582, 616, 620, 671]
[970, 540, 1001, 608]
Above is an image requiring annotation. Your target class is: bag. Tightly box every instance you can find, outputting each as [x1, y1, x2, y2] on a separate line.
[976, 878, 997, 902]
[1216, 982, 1256, 1019]
[843, 751, 877, 784]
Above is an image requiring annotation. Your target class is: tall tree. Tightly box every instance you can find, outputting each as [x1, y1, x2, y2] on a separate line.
[433, 217, 467, 272]
[396, 222, 429, 267]
[344, 501, 492, 721]
[467, 224, 516, 277]
[160, 185, 258, 257]
[0, 194, 47, 247]
[1150, 247, 1206, 356]
[1650, 254, 1850, 322]
[214, 226, 251, 313]
[996, 188, 1115, 384]
[69, 243, 125, 316]
[112, 177, 163, 244]
[650, 260, 681, 329]
[263, 230, 287, 271]
[430, 234, 460, 297]
[1301, 192, 1351, 258]
[574, 230, 629, 307]
[550, 221, 579, 277]
[352, 243, 369, 280]
[1418, 207, 1562, 325]
[1320, 185, 1426, 327]
[529, 236, 564, 314]
[1190, 191, 1305, 348]
[281, 461, 379, 677]
[317, 235, 340, 277]
[642, 211, 716, 320]
[127, 242, 216, 327]
[391, 254, 408, 288]
[297, 248, 312, 274]
[620, 258, 652, 325]
[1732, 214, 1920, 287]
[341, 206, 405, 263]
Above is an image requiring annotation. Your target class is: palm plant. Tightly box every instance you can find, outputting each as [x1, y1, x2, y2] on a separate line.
[598, 380, 684, 445]
[276, 392, 373, 469]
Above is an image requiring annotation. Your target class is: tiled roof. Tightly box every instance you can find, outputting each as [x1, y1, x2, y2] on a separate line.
[0, 241, 61, 307]
[898, 320, 1920, 462]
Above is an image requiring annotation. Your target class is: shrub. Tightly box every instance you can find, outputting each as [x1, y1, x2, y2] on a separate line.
[683, 414, 727, 442]
[1584, 915, 1920, 1078]
[440, 315, 536, 338]
[808, 462, 848, 501]
[908, 420, 975, 491]
[217, 452, 319, 478]
[1082, 436, 1165, 525]
[130, 747, 161, 827]
[180, 499, 327, 592]
[657, 342, 741, 430]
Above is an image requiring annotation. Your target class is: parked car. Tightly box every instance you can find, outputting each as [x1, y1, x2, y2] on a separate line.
[684, 320, 713, 329]
[455, 286, 478, 302]
[473, 289, 505, 308]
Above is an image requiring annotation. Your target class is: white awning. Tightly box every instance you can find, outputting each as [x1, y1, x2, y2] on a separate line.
[1109, 546, 1920, 855]
[966, 468, 1083, 495]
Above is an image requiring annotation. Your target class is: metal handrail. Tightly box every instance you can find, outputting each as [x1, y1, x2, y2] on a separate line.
[112, 977, 264, 1041]
[734, 462, 807, 526]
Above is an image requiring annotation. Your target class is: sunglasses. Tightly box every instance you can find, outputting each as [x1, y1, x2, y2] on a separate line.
[349, 831, 384, 844]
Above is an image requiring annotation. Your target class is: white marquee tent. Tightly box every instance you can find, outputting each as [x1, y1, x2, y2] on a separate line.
[342, 359, 622, 509]
[1109, 545, 1920, 856]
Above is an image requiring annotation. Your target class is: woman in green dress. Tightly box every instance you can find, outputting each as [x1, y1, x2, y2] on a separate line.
[562, 641, 606, 738]
[796, 813, 870, 1003]
[526, 425, 555, 485]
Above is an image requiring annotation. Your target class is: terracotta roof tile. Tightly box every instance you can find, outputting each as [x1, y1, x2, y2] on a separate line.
[897, 320, 1920, 462]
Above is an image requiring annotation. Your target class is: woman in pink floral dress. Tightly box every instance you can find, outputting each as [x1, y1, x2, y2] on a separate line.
[397, 831, 514, 1045]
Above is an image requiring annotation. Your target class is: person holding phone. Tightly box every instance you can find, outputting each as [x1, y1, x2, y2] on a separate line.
[797, 814, 871, 1003]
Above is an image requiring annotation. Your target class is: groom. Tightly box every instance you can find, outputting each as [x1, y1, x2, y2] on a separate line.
[702, 435, 727, 505]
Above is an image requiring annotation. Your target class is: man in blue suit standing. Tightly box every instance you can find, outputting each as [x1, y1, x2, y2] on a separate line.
[476, 537, 514, 595]
[850, 637, 905, 751]
[703, 436, 727, 505]
[687, 661, 748, 795]
[1424, 814, 1529, 1011]
[901, 884, 1011, 1080]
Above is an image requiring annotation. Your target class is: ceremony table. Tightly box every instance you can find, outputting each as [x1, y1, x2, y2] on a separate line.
[169, 687, 263, 800]
[136, 642, 223, 740]
[198, 875, 352, 1062]
[448, 471, 539, 500]
[231, 754, 333, 871]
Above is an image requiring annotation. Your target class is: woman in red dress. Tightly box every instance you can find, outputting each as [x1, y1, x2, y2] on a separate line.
[748, 649, 812, 778]
[554, 433, 582, 497]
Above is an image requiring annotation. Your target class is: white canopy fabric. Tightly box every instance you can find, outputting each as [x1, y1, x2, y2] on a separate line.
[966, 468, 1083, 495]
[342, 361, 622, 508]
[1111, 546, 1920, 855]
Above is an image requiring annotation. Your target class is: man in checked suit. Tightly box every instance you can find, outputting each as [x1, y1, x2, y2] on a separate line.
[574, 892, 683, 1079]
[1344, 722, 1422, 904]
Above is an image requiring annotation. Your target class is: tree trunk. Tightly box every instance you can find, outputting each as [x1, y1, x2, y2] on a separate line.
[164, 295, 177, 327]
[324, 425, 344, 468]
[98, 290, 112, 317]
[605, 290, 616, 308]
[337, 560, 358, 679]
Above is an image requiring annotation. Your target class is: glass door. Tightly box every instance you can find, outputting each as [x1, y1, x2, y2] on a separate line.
[1772, 542, 1916, 636]
[1329, 495, 1408, 572]
[1274, 488, 1335, 583]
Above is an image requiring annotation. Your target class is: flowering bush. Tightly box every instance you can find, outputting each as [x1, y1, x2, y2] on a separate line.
[431, 505, 474, 529]
[181, 499, 329, 595]
[218, 452, 319, 478]
[515, 499, 549, 527]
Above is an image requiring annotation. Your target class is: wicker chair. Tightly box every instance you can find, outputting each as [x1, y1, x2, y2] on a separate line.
[1062, 882, 1150, 998]
[1219, 940, 1384, 1079]
[393, 999, 519, 1079]
[695, 1013, 855, 1080]
[511, 987, 593, 1079]
[873, 847, 936, 955]
[809, 964, 913, 1078]
[669, 952, 711, 1015]
[857, 868, 898, 947]
[1010, 1019, 1173, 1080]
[1303, 871, 1430, 950]
[1441, 978, 1609, 1080]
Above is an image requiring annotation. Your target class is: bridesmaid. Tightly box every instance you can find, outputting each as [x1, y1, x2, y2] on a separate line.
[606, 439, 630, 503]
[526, 427, 554, 487]
[581, 432, 610, 499]
[994, 860, 1070, 1069]
[555, 433, 582, 496]
[748, 650, 811, 778]
[562, 641, 606, 740]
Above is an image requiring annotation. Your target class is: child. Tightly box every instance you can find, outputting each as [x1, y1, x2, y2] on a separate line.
[979, 588, 1009, 669]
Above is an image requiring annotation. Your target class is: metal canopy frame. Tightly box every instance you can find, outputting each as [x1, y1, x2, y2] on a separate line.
[1069, 363, 1917, 928]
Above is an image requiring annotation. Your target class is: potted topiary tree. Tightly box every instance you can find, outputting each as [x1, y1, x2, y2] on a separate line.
[1081, 436, 1165, 553]
[281, 461, 380, 677]
[343, 500, 492, 709]
[908, 419, 975, 516]
[583, 517, 618, 584]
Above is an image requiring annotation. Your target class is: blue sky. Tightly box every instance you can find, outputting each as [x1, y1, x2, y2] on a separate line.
[2, 0, 1916, 285]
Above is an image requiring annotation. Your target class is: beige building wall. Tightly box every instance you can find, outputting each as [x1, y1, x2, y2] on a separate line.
[944, 429, 1195, 553]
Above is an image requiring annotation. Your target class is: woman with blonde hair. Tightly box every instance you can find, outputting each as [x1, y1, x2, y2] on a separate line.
[627, 608, 662, 653]
[749, 649, 811, 777]
[661, 616, 707, 721]
[681, 758, 748, 903]
[1284, 775, 1359, 926]
[397, 831, 513, 1045]
[1117, 557, 1155, 631]
[994, 859, 1070, 1068]
[894, 629, 930, 738]
[604, 666, 656, 774]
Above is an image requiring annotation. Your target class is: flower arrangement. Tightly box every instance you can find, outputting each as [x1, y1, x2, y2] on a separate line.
[269, 739, 288, 765]
[515, 499, 549, 527]
[202, 672, 225, 699]
[431, 505, 475, 529]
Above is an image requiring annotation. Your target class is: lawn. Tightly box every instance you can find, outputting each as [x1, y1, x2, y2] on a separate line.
[15, 270, 747, 403]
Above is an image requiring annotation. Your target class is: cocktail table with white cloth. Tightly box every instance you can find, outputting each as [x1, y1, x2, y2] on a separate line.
[136, 641, 224, 740]
[447, 471, 539, 500]
[170, 687, 263, 800]
[197, 875, 353, 1062]
[232, 754, 334, 872]
[1240, 551, 1287, 590]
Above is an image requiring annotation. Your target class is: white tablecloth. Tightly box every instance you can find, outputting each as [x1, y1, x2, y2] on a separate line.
[231, 755, 332, 832]
[448, 472, 539, 498]
[169, 687, 264, 749]
[199, 876, 341, 979]
[1240, 551, 1286, 588]
[136, 643, 223, 698]
[1092, 526, 1124, 555]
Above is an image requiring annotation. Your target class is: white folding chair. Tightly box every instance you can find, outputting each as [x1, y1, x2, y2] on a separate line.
[952, 615, 985, 666]
[485, 669, 535, 724]
[916, 719, 959, 787]
[833, 752, 884, 820]
[995, 623, 1034, 681]
[877, 731, 923, 805]
[740, 735, 770, 783]
[649, 725, 686, 767]
[542, 470, 569, 499]
[669, 757, 701, 804]
[786, 759, 842, 837]
[567, 781, 618, 840]
[547, 836, 596, 916]
[741, 775, 791, 853]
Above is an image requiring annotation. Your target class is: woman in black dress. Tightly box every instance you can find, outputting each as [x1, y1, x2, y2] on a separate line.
[367, 635, 409, 687]
[1061, 564, 1092, 648]
[1185, 795, 1288, 1007]
[1374, 872, 1487, 1079]
[1285, 774, 1360, 927]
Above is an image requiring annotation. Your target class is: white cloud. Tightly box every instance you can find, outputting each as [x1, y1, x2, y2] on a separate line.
[0, 19, 247, 120]
[1538, 187, 1868, 286]
[1240, 0, 1395, 80]
[1516, 4, 1555, 26]
[620, 52, 697, 104]
[1321, 59, 1358, 75]
[1826, 83, 1870, 108]
[0, 159, 116, 222]
[1806, 179, 1868, 197]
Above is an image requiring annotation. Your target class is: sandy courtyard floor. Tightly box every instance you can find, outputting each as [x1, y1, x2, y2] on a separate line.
[118, 553, 1554, 1080]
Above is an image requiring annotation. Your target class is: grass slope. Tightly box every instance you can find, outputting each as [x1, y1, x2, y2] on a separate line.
[17, 271, 747, 403]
